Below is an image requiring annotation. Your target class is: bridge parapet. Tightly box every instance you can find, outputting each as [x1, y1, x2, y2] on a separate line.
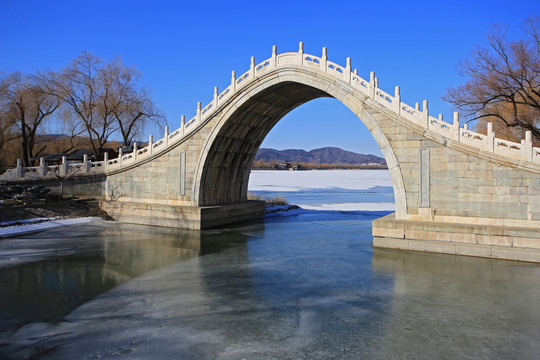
[3, 42, 540, 180]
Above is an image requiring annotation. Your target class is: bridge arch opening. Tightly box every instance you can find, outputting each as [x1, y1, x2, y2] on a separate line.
[194, 75, 406, 215]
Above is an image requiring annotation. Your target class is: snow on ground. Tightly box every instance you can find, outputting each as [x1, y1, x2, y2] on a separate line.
[248, 169, 392, 192]
[0, 217, 103, 238]
[1, 217, 57, 226]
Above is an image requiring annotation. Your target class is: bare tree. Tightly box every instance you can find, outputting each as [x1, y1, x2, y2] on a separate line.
[0, 72, 60, 166]
[50, 52, 164, 156]
[0, 74, 19, 159]
[50, 52, 117, 158]
[444, 17, 540, 143]
[107, 59, 164, 146]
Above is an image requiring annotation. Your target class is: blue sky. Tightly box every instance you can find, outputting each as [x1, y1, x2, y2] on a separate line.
[1, 0, 538, 156]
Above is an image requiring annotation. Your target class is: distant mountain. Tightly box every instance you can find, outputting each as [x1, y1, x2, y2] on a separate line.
[255, 147, 385, 165]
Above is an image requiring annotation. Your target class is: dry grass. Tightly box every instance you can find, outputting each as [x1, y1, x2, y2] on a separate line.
[247, 193, 288, 206]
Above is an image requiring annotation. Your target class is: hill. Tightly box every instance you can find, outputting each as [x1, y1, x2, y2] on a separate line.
[255, 147, 385, 165]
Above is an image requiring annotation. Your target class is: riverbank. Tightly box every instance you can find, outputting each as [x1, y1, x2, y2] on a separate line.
[0, 198, 110, 237]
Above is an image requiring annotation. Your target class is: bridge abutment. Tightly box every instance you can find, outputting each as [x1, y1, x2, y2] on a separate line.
[373, 214, 540, 263]
[100, 200, 265, 230]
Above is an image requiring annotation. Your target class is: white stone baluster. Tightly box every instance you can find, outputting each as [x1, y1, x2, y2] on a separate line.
[369, 72, 376, 98]
[181, 115, 186, 136]
[39, 157, 46, 176]
[321, 47, 327, 72]
[250, 57, 255, 79]
[487, 123, 494, 152]
[15, 159, 23, 178]
[118, 147, 123, 166]
[213, 86, 219, 109]
[83, 154, 90, 173]
[149, 135, 153, 155]
[133, 142, 138, 161]
[60, 156, 67, 176]
[394, 86, 401, 114]
[164, 126, 169, 147]
[231, 70, 237, 92]
[345, 57, 351, 84]
[104, 152, 109, 171]
[453, 112, 460, 141]
[522, 131, 533, 161]
[271, 45, 277, 67]
[196, 102, 201, 123]
[423, 100, 429, 128]
[298, 42, 304, 66]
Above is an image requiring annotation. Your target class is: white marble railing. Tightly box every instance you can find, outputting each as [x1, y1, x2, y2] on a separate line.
[3, 42, 540, 179]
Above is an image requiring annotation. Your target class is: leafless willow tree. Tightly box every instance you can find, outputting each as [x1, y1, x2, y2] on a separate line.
[106, 59, 164, 146]
[48, 52, 117, 158]
[0, 71, 60, 166]
[444, 17, 540, 143]
[49, 52, 164, 157]
[0, 74, 18, 158]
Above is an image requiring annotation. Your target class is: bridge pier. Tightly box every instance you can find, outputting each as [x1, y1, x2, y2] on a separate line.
[373, 214, 540, 263]
[100, 200, 265, 230]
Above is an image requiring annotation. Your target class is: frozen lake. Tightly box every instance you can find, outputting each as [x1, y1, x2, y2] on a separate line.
[1, 170, 539, 359]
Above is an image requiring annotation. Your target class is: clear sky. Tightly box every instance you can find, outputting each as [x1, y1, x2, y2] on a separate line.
[1, 0, 538, 156]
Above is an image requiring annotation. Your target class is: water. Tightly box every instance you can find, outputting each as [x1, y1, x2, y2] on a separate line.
[0, 171, 539, 359]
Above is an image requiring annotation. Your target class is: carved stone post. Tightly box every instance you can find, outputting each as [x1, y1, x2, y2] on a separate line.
[345, 57, 351, 83]
[321, 47, 327, 72]
[522, 131, 533, 162]
[487, 123, 494, 152]
[15, 159, 24, 178]
[60, 156, 67, 177]
[369, 72, 376, 99]
[394, 86, 401, 114]
[83, 153, 90, 173]
[104, 152, 109, 171]
[423, 100, 429, 128]
[298, 42, 304, 65]
[214, 86, 219, 109]
[181, 115, 186, 135]
[250, 56, 255, 78]
[119, 147, 123, 166]
[39, 157, 47, 176]
[231, 70, 237, 92]
[453, 112, 460, 141]
[196, 102, 202, 123]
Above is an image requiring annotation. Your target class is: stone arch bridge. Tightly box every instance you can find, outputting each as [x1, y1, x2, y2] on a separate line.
[4, 43, 540, 262]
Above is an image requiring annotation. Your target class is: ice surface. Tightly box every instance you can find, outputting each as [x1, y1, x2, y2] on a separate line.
[299, 202, 395, 211]
[248, 169, 392, 192]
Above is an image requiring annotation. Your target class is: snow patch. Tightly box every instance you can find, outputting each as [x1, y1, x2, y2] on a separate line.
[0, 217, 103, 238]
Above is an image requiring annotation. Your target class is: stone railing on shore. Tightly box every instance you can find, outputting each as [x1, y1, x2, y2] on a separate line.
[3, 42, 540, 180]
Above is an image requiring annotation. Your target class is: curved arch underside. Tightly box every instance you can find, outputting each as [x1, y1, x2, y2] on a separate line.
[199, 82, 330, 205]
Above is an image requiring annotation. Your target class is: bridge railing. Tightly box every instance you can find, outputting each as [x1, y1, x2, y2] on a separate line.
[3, 43, 540, 180]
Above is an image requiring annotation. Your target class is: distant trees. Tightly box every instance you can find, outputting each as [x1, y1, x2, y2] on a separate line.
[0, 52, 164, 168]
[445, 17, 540, 143]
